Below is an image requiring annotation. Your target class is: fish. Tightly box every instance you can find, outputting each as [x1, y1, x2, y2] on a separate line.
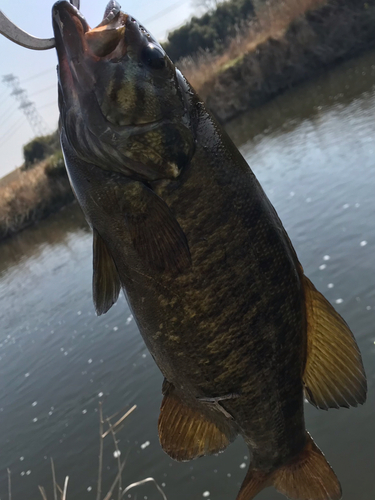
[52, 1, 367, 499]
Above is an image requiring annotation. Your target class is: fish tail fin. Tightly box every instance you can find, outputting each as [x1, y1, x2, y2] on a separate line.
[237, 433, 342, 500]
[272, 432, 342, 500]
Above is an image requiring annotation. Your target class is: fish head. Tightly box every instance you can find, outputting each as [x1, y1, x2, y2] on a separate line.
[52, 0, 196, 181]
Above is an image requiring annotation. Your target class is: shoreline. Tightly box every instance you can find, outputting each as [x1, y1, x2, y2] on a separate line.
[1, 0, 375, 241]
[0, 157, 74, 241]
[195, 0, 375, 123]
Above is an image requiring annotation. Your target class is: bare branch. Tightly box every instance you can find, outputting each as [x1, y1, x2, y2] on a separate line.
[96, 401, 104, 500]
[102, 405, 137, 439]
[51, 458, 58, 500]
[62, 476, 69, 500]
[102, 458, 127, 500]
[7, 468, 11, 500]
[122, 478, 167, 500]
[56, 483, 64, 496]
[38, 485, 48, 500]
[107, 421, 122, 499]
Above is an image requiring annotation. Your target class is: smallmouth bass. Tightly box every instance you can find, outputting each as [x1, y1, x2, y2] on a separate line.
[52, 1, 367, 499]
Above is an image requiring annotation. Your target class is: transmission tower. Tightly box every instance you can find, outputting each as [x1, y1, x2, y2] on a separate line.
[2, 73, 49, 137]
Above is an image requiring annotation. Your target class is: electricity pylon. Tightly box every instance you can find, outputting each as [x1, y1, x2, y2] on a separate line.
[2, 73, 49, 137]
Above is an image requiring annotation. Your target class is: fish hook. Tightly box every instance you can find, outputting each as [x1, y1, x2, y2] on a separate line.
[0, 0, 80, 50]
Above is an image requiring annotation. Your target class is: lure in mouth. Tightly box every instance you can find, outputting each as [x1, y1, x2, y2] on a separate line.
[53, 0, 127, 62]
[52, 0, 130, 95]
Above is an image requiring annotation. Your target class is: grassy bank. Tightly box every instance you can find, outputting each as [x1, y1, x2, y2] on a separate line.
[181, 0, 375, 122]
[0, 153, 74, 240]
[1, 0, 375, 241]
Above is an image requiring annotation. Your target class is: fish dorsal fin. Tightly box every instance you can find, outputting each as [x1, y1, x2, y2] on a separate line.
[93, 229, 121, 316]
[118, 181, 191, 274]
[302, 276, 367, 409]
[158, 381, 236, 461]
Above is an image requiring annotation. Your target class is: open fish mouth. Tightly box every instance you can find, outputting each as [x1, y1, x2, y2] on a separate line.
[53, 0, 128, 63]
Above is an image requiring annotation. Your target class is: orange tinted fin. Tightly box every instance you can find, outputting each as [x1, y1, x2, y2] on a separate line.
[92, 229, 121, 315]
[302, 276, 367, 409]
[236, 433, 341, 500]
[158, 382, 236, 461]
[272, 432, 342, 500]
[236, 469, 271, 500]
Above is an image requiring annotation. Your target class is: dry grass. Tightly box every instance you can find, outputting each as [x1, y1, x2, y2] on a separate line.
[0, 156, 74, 240]
[7, 404, 167, 500]
[180, 0, 327, 93]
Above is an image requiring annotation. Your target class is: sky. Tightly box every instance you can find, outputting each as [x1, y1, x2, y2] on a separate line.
[0, 0, 198, 178]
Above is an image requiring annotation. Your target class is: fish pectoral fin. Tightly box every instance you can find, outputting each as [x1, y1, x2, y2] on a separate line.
[92, 229, 121, 315]
[119, 181, 191, 274]
[158, 384, 236, 461]
[302, 275, 367, 409]
[237, 433, 341, 500]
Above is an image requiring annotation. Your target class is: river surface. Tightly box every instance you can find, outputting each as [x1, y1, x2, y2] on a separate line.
[0, 51, 374, 500]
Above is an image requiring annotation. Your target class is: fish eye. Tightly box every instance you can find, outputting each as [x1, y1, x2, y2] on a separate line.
[141, 44, 166, 69]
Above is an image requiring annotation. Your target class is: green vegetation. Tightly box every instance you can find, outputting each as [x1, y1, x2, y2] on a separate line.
[181, 0, 375, 122]
[23, 130, 60, 169]
[163, 0, 256, 61]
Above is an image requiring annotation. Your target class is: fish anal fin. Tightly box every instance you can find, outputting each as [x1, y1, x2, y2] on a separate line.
[93, 229, 121, 316]
[303, 276, 367, 409]
[158, 383, 236, 462]
[236, 433, 341, 500]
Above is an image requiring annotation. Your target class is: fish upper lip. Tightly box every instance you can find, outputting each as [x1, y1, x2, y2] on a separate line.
[53, 0, 125, 48]
[52, 1, 90, 36]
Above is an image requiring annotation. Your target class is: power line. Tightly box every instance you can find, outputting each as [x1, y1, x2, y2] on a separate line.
[29, 83, 56, 97]
[0, 111, 21, 135]
[0, 117, 25, 148]
[39, 100, 57, 110]
[144, 0, 190, 25]
[22, 68, 55, 84]
[0, 102, 19, 125]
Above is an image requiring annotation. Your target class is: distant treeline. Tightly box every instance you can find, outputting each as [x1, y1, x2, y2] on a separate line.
[163, 0, 256, 61]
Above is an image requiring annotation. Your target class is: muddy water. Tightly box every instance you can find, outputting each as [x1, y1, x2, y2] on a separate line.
[0, 50, 374, 500]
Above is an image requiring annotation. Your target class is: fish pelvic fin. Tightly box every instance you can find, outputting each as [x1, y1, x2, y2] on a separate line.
[93, 229, 121, 315]
[158, 381, 236, 461]
[302, 276, 367, 409]
[236, 433, 341, 500]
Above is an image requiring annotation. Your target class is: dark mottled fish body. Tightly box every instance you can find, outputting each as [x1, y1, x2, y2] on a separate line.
[53, 2, 367, 499]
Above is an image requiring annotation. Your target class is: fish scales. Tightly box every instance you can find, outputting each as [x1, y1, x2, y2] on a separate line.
[52, 2, 366, 499]
[71, 108, 307, 467]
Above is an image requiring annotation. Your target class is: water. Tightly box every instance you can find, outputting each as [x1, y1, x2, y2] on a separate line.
[1, 50, 375, 500]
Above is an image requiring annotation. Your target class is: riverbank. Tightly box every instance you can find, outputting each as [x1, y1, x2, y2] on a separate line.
[0, 154, 74, 240]
[1, 0, 375, 241]
[182, 0, 375, 122]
